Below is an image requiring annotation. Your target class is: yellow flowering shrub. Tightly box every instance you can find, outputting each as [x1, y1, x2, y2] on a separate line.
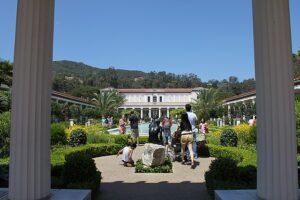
[206, 130, 222, 145]
[65, 125, 86, 141]
[233, 124, 256, 145]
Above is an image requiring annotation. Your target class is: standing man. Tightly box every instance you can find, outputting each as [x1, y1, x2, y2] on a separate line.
[185, 104, 198, 159]
[129, 111, 139, 145]
[162, 116, 172, 145]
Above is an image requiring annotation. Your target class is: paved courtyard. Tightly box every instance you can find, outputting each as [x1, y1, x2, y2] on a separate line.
[94, 145, 213, 200]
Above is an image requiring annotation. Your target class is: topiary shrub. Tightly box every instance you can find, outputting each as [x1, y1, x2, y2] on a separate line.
[205, 157, 238, 182]
[69, 129, 87, 147]
[63, 151, 101, 196]
[220, 128, 238, 147]
[51, 123, 67, 145]
[0, 112, 10, 158]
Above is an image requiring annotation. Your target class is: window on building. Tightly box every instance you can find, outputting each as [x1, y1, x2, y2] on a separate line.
[153, 96, 157, 102]
[148, 96, 151, 102]
[160, 96, 162, 102]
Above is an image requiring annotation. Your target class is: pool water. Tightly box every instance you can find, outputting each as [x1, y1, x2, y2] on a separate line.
[108, 122, 179, 136]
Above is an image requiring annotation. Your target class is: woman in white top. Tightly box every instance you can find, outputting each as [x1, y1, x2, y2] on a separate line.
[117, 143, 137, 167]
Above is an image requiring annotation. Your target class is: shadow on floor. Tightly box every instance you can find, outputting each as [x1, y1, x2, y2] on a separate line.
[96, 181, 211, 200]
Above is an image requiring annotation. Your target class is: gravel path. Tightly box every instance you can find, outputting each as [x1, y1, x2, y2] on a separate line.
[94, 145, 213, 200]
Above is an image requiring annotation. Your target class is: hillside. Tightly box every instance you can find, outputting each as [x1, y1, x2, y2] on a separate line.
[51, 60, 256, 100]
[52, 60, 205, 98]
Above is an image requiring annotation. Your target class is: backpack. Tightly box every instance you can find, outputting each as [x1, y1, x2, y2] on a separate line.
[150, 125, 159, 133]
[163, 119, 171, 129]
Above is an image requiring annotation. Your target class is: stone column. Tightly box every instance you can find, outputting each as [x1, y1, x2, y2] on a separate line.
[158, 107, 161, 118]
[167, 107, 170, 118]
[149, 108, 152, 118]
[9, 0, 55, 199]
[140, 108, 143, 119]
[252, 0, 298, 199]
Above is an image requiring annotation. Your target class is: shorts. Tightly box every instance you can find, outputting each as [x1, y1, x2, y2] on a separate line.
[181, 134, 193, 145]
[131, 129, 139, 138]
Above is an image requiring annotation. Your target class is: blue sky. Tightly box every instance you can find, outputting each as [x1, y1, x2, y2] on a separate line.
[0, 0, 300, 82]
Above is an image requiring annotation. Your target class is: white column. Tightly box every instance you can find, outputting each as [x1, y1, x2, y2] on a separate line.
[149, 108, 152, 118]
[253, 0, 298, 199]
[9, 0, 55, 199]
[158, 107, 161, 118]
[167, 107, 170, 118]
[140, 108, 143, 119]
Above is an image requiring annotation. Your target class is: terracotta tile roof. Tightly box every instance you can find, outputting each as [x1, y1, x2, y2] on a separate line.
[118, 88, 193, 93]
[51, 91, 94, 105]
[223, 90, 256, 103]
[224, 77, 300, 103]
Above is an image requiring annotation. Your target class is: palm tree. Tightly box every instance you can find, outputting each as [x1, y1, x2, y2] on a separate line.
[192, 89, 218, 120]
[92, 89, 125, 118]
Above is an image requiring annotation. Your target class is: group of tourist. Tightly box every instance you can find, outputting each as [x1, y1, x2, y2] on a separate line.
[117, 104, 209, 169]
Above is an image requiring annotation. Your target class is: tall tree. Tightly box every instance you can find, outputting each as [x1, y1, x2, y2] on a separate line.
[0, 60, 13, 86]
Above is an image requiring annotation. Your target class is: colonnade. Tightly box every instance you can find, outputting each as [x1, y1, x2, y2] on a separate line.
[122, 107, 176, 119]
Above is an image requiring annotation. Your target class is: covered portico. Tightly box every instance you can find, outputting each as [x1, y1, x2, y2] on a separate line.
[4, 0, 299, 199]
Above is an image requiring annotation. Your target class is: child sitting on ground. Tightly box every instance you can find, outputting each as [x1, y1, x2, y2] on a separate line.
[116, 143, 137, 167]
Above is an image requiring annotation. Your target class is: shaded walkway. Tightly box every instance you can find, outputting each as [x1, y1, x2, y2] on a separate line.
[94, 145, 213, 200]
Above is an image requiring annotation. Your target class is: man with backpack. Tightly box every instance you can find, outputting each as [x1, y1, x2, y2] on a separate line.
[148, 116, 163, 144]
[162, 116, 172, 146]
[129, 111, 140, 145]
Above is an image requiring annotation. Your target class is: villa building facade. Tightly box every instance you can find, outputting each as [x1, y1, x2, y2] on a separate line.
[223, 77, 300, 108]
[118, 88, 203, 118]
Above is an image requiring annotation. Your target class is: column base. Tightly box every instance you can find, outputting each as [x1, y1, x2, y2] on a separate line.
[215, 189, 300, 200]
[0, 188, 91, 200]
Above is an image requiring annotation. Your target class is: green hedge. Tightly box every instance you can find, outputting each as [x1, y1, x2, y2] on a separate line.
[0, 112, 10, 158]
[138, 136, 149, 144]
[51, 123, 67, 145]
[87, 133, 130, 147]
[52, 143, 121, 196]
[0, 143, 122, 195]
[62, 151, 102, 196]
[51, 143, 121, 167]
[203, 144, 257, 196]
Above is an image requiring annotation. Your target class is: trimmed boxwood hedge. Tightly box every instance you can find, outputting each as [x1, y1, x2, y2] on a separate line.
[203, 144, 257, 196]
[0, 143, 122, 196]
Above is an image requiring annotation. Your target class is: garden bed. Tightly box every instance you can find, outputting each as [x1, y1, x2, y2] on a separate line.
[135, 159, 173, 173]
